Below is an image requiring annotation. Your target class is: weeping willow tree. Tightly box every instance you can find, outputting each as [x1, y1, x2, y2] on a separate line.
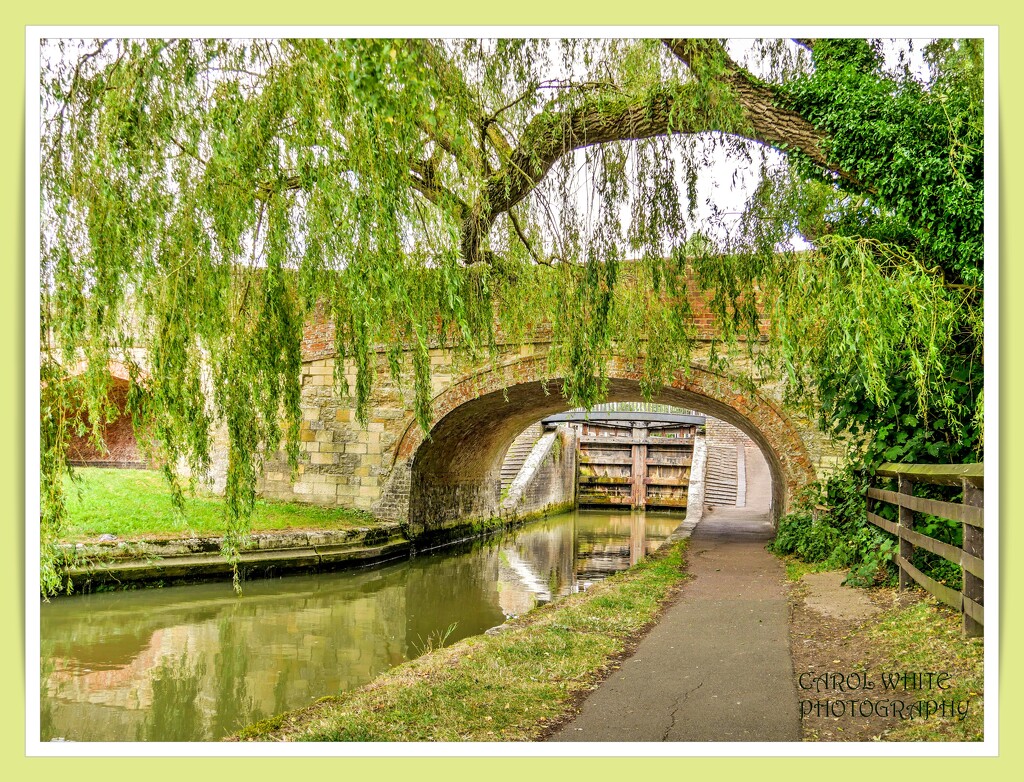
[39, 37, 984, 594]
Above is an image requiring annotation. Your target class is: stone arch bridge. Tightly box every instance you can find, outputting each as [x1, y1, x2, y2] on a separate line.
[251, 329, 843, 538]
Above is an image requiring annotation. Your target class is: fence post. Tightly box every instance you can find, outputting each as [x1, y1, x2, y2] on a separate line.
[962, 478, 984, 638]
[898, 476, 915, 590]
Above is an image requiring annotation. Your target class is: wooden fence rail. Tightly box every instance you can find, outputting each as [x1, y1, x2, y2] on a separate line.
[865, 462, 984, 637]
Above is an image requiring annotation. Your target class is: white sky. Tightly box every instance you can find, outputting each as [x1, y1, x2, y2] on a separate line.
[37, 36, 935, 260]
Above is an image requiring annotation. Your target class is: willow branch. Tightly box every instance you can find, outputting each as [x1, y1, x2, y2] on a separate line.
[453, 38, 889, 264]
[508, 210, 551, 265]
[416, 117, 483, 173]
[417, 40, 513, 163]
[409, 164, 469, 219]
[460, 82, 716, 264]
[662, 38, 872, 193]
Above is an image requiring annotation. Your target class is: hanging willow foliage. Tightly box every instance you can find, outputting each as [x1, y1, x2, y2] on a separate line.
[38, 37, 984, 595]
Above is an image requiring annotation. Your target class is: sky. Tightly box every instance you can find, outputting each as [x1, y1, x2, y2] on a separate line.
[35, 35, 937, 265]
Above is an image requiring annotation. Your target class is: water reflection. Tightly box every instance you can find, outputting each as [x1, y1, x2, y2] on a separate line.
[40, 509, 680, 742]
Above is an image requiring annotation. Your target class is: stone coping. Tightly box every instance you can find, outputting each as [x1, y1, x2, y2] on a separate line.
[66, 523, 405, 560]
[61, 524, 410, 591]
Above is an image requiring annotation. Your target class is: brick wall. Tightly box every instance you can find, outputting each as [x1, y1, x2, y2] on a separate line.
[67, 383, 147, 468]
[704, 416, 752, 447]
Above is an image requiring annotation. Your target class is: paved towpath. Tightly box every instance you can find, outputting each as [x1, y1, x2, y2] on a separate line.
[549, 445, 800, 742]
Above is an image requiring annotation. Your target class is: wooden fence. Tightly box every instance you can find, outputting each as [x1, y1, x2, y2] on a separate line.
[865, 463, 984, 637]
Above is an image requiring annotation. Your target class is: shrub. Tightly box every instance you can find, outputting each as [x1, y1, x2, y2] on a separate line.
[769, 465, 898, 586]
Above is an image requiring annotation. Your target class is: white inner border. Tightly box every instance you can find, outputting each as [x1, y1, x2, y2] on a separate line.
[25, 25, 1000, 758]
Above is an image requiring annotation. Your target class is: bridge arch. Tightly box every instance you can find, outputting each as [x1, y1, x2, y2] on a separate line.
[389, 355, 817, 533]
[66, 362, 149, 469]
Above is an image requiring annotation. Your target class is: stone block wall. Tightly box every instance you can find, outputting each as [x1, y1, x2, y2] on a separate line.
[203, 333, 846, 530]
[502, 426, 577, 519]
[258, 356, 413, 512]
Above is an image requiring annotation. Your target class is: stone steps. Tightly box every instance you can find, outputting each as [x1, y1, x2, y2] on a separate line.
[704, 444, 738, 506]
[500, 422, 544, 492]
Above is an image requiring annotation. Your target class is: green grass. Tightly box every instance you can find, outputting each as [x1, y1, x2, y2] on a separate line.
[779, 547, 983, 742]
[233, 539, 689, 742]
[782, 557, 834, 582]
[865, 595, 984, 741]
[62, 467, 380, 541]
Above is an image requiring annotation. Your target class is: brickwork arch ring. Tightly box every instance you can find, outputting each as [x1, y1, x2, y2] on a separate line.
[394, 355, 817, 528]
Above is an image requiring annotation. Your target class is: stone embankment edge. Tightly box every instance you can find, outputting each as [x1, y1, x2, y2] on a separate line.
[60, 501, 581, 592]
[501, 430, 559, 511]
[62, 524, 410, 590]
[664, 513, 699, 546]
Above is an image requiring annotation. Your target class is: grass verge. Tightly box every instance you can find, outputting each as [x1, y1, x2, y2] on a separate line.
[783, 558, 834, 582]
[233, 539, 689, 742]
[63, 467, 379, 541]
[782, 554, 984, 742]
[864, 595, 984, 741]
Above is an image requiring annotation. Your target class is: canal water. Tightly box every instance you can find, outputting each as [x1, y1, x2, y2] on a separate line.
[40, 509, 683, 742]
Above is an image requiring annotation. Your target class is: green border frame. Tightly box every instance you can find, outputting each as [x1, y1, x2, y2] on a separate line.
[6, 3, 1019, 778]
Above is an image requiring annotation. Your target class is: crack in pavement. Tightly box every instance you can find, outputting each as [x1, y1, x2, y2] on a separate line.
[662, 680, 704, 741]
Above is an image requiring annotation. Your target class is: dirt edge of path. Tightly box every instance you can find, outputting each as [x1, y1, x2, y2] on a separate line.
[786, 566, 982, 742]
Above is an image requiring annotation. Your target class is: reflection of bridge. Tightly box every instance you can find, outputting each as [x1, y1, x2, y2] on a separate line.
[500, 548, 553, 604]
[241, 327, 842, 539]
[495, 511, 673, 617]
